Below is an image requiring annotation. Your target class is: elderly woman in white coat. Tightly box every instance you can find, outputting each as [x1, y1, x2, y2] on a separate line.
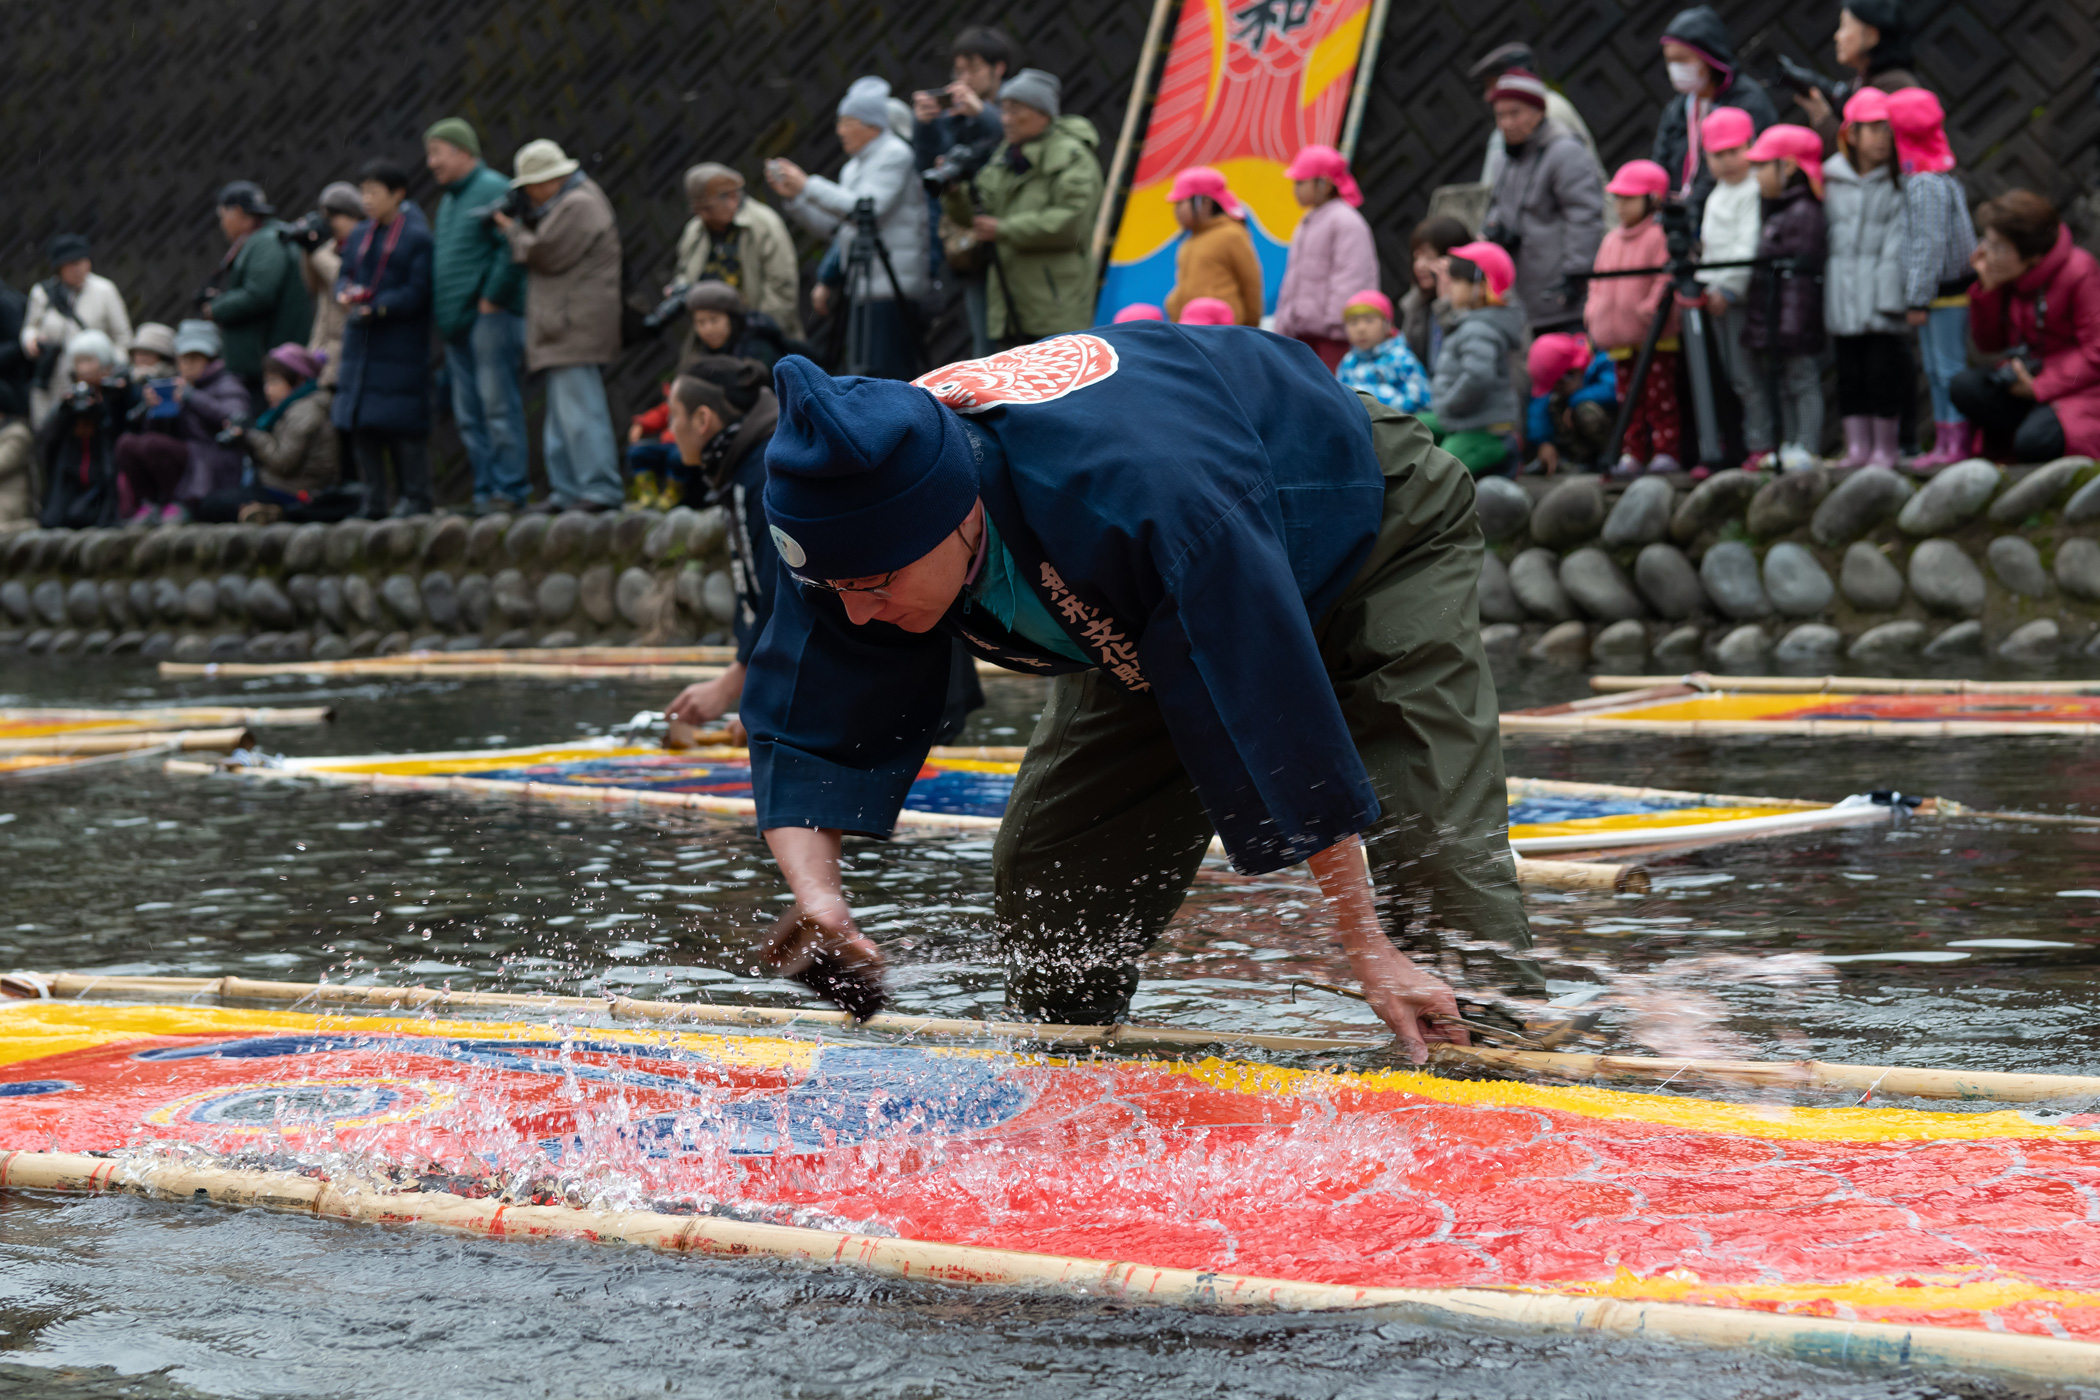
[766, 76, 928, 380]
[20, 234, 131, 428]
[1822, 89, 1911, 468]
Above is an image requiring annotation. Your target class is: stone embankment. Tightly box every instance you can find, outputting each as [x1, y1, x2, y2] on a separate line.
[0, 509, 737, 662]
[1475, 458, 2100, 668]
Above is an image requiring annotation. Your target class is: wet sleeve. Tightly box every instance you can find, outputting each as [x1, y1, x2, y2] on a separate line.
[743, 575, 955, 836]
[1140, 499, 1378, 873]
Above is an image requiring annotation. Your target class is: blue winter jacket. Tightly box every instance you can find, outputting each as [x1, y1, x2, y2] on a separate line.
[332, 202, 435, 435]
[743, 322, 1388, 873]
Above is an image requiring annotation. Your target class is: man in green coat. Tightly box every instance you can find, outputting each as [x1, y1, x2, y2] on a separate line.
[204, 181, 313, 393]
[943, 68, 1102, 347]
[426, 117, 532, 513]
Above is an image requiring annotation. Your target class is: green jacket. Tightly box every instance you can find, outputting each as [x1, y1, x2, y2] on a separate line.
[209, 221, 314, 380]
[432, 163, 528, 340]
[944, 115, 1103, 341]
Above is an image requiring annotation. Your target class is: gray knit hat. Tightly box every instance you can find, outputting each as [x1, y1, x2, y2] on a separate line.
[837, 76, 892, 129]
[999, 68, 1061, 118]
[319, 182, 364, 218]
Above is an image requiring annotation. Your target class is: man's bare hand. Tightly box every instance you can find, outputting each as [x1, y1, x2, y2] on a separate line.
[971, 215, 999, 243]
[947, 81, 985, 117]
[766, 159, 808, 199]
[665, 663, 745, 727]
[1793, 88, 1833, 128]
[811, 284, 832, 316]
[912, 91, 943, 123]
[1306, 835, 1467, 1064]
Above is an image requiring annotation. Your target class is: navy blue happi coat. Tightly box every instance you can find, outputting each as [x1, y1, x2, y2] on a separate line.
[744, 322, 1388, 873]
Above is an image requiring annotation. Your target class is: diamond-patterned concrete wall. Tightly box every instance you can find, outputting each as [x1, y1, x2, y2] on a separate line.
[1, 0, 2091, 498]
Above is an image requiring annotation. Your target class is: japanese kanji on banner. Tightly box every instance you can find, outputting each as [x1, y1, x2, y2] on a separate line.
[1096, 0, 1374, 322]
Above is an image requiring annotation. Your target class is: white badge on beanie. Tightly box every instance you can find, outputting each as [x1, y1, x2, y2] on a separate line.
[770, 525, 807, 570]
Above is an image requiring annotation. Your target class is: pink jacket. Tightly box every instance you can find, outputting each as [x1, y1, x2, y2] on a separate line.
[1271, 198, 1379, 341]
[1584, 217, 1675, 354]
[1971, 225, 2100, 457]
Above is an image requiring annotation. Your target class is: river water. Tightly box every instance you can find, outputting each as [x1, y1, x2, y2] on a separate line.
[1, 653, 2095, 1398]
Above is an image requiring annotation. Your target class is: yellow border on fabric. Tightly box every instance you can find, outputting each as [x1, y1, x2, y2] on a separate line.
[1595, 694, 1872, 723]
[1552, 1267, 2100, 1320]
[297, 746, 1018, 780]
[1508, 805, 1807, 841]
[6, 1003, 2098, 1148]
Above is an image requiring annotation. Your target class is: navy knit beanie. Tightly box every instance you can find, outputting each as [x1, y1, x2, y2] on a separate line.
[764, 356, 979, 580]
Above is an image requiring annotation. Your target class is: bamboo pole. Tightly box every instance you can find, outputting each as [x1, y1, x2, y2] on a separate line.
[1337, 0, 1392, 158]
[1591, 672, 2100, 697]
[1505, 713, 2100, 738]
[0, 727, 250, 756]
[0, 741, 180, 782]
[1507, 776, 1829, 811]
[0, 705, 330, 727]
[1511, 857, 1648, 893]
[1435, 1045, 2100, 1103]
[1091, 0, 1180, 275]
[0, 1148, 2093, 1385]
[159, 658, 1034, 682]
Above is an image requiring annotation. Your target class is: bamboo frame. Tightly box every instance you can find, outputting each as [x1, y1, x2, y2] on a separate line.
[0, 705, 331, 728]
[2, 727, 250, 756]
[1505, 685, 2100, 738]
[1338, 0, 1392, 158]
[1507, 776, 1829, 812]
[15, 971, 2096, 1102]
[0, 741, 180, 782]
[1091, 0, 1181, 275]
[159, 658, 1031, 682]
[1593, 672, 2100, 697]
[0, 1149, 2092, 1387]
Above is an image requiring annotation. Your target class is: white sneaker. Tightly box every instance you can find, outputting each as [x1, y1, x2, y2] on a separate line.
[1610, 454, 1643, 478]
[1778, 443, 1816, 472]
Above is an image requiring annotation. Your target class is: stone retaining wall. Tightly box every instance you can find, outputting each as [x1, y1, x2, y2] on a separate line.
[0, 509, 737, 662]
[1475, 458, 2100, 669]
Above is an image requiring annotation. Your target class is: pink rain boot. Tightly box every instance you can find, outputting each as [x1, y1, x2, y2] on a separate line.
[1909, 422, 1962, 472]
[1866, 417, 1902, 468]
[1834, 416, 1873, 469]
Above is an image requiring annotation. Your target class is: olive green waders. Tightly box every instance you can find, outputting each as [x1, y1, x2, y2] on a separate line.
[991, 395, 1538, 1024]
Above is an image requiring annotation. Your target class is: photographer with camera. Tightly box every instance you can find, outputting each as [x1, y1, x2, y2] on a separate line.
[496, 139, 625, 511]
[1953, 191, 2100, 464]
[114, 319, 250, 524]
[1481, 70, 1603, 336]
[332, 157, 436, 520]
[426, 118, 531, 515]
[292, 184, 365, 388]
[668, 164, 804, 355]
[939, 67, 1101, 349]
[1650, 8, 1778, 224]
[1789, 4, 1921, 149]
[914, 27, 1016, 358]
[770, 77, 928, 380]
[202, 182, 314, 401]
[20, 235, 131, 430]
[33, 330, 127, 529]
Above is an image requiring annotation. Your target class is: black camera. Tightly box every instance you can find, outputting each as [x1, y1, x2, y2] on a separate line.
[278, 208, 331, 252]
[1768, 53, 1844, 112]
[65, 379, 97, 414]
[921, 138, 996, 197]
[467, 188, 526, 223]
[1991, 346, 2042, 387]
[643, 282, 693, 333]
[1480, 221, 1523, 260]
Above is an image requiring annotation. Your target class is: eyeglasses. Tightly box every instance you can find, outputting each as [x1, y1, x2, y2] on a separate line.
[789, 568, 900, 598]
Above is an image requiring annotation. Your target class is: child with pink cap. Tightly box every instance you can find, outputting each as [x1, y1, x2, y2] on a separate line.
[1162, 167, 1264, 326]
[1272, 145, 1378, 370]
[1524, 332, 1616, 473]
[1175, 297, 1238, 326]
[1586, 158, 1683, 474]
[1887, 87, 1979, 469]
[1695, 106, 1769, 473]
[1334, 289, 1430, 414]
[1742, 123, 1829, 471]
[1822, 87, 1910, 469]
[1420, 242, 1522, 476]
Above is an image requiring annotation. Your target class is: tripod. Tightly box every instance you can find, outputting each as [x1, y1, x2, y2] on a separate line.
[839, 197, 925, 378]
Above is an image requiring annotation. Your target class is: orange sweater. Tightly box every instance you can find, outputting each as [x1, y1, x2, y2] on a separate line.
[1165, 219, 1266, 326]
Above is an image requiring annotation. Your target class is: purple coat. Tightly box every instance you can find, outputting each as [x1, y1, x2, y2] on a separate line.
[1270, 198, 1379, 343]
[173, 363, 253, 504]
[1741, 182, 1827, 355]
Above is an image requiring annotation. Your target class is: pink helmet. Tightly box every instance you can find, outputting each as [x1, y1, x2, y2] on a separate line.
[1745, 124, 1826, 198]
[1886, 87, 1955, 174]
[1699, 106, 1754, 152]
[1282, 144, 1364, 207]
[1341, 288, 1393, 320]
[1445, 240, 1516, 301]
[1842, 87, 1891, 125]
[1606, 159, 1670, 198]
[1166, 166, 1244, 219]
[1176, 297, 1238, 326]
[1111, 303, 1165, 323]
[1527, 333, 1592, 398]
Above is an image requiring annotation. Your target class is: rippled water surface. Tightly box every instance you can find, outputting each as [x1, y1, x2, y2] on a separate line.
[3, 653, 2099, 1398]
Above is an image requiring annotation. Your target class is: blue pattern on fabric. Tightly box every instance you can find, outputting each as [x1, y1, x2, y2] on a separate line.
[1336, 335, 1431, 413]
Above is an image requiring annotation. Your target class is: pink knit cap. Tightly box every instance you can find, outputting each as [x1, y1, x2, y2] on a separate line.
[1606, 158, 1670, 197]
[1699, 106, 1754, 152]
[1446, 240, 1516, 301]
[1527, 333, 1592, 397]
[1283, 144, 1364, 207]
[1745, 123, 1826, 198]
[1341, 288, 1392, 320]
[1177, 297, 1238, 326]
[1166, 166, 1244, 219]
[1111, 302, 1165, 323]
[1842, 87, 1891, 125]
[1886, 87, 1955, 174]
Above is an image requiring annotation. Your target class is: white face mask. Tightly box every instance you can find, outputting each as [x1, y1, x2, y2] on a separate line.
[1667, 60, 1708, 95]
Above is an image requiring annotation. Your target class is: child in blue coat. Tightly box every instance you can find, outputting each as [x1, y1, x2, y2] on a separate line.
[1334, 289, 1430, 413]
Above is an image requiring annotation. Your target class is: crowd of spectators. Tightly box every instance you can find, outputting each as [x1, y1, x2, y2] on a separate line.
[0, 5, 2092, 535]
